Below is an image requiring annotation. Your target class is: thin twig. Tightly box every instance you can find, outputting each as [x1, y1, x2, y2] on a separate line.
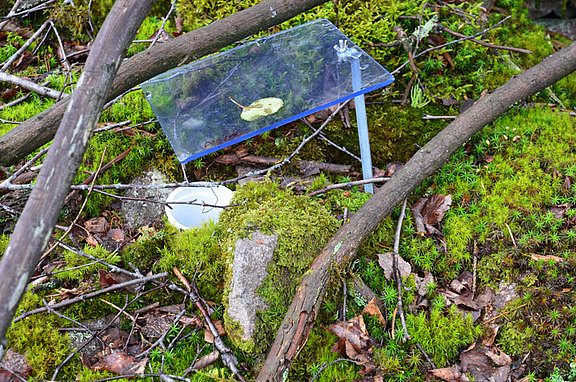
[305, 177, 390, 197]
[13, 272, 168, 323]
[102, 86, 142, 110]
[392, 199, 410, 342]
[48, 20, 71, 70]
[168, 271, 246, 382]
[149, 0, 177, 49]
[422, 114, 457, 120]
[309, 358, 355, 382]
[43, 147, 107, 259]
[1, 147, 49, 186]
[438, 24, 533, 54]
[392, 15, 513, 75]
[1, 19, 51, 72]
[223, 101, 351, 185]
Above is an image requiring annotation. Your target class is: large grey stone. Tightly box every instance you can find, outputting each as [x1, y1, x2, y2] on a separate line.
[227, 231, 278, 342]
[120, 169, 172, 231]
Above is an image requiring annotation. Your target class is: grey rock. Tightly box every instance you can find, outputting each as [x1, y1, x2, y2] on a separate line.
[227, 231, 278, 342]
[120, 169, 172, 231]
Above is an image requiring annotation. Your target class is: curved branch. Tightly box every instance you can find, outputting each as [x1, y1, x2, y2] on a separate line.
[257, 40, 576, 381]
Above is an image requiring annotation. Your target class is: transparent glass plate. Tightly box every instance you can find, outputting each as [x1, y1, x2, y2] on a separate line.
[141, 18, 394, 163]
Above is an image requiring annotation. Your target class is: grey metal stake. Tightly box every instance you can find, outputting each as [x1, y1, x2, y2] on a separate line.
[335, 40, 374, 193]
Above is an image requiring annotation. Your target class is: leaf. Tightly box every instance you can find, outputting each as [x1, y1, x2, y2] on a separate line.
[191, 350, 219, 371]
[92, 349, 147, 375]
[84, 217, 109, 234]
[231, 97, 284, 121]
[362, 298, 386, 326]
[377, 252, 411, 281]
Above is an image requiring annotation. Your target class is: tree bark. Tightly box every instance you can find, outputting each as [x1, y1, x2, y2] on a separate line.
[0, 0, 330, 167]
[257, 41, 576, 381]
[0, 0, 155, 360]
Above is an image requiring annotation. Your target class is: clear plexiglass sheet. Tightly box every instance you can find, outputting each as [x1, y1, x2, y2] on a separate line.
[141, 18, 394, 163]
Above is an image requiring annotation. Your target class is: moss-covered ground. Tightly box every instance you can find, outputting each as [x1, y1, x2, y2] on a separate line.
[1, 0, 576, 380]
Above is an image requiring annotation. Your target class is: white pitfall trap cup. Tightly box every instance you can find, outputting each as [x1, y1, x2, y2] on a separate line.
[142, 19, 394, 227]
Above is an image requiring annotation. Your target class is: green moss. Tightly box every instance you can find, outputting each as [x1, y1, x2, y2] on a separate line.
[7, 292, 72, 379]
[158, 220, 225, 302]
[289, 326, 361, 380]
[56, 244, 120, 281]
[406, 306, 482, 368]
[219, 180, 339, 353]
[498, 319, 536, 356]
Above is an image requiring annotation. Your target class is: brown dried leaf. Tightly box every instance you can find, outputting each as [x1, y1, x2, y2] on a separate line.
[415, 271, 435, 297]
[461, 348, 510, 382]
[377, 252, 411, 281]
[98, 269, 120, 288]
[362, 298, 386, 326]
[84, 217, 108, 234]
[530, 253, 565, 262]
[0, 349, 32, 381]
[92, 349, 146, 375]
[191, 350, 219, 371]
[563, 175, 574, 191]
[549, 203, 570, 220]
[86, 233, 99, 247]
[428, 366, 470, 381]
[107, 228, 125, 243]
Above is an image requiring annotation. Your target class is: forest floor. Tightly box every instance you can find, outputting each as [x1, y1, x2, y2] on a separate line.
[1, 0, 576, 381]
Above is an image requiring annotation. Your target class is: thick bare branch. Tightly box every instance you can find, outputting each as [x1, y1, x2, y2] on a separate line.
[0, 0, 156, 360]
[257, 40, 576, 381]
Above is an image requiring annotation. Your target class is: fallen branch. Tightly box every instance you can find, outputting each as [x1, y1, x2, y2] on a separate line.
[0, 0, 157, 361]
[305, 177, 390, 197]
[257, 39, 576, 382]
[0, 71, 68, 99]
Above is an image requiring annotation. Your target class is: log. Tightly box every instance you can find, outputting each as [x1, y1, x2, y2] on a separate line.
[0, 0, 330, 167]
[257, 41, 576, 381]
[0, 0, 155, 359]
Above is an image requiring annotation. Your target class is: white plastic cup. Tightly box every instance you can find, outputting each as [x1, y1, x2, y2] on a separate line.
[165, 186, 234, 229]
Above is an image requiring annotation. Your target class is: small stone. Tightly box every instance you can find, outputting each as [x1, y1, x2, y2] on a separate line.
[120, 169, 172, 231]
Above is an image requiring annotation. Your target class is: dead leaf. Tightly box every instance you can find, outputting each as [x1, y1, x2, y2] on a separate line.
[414, 271, 435, 297]
[563, 175, 574, 191]
[428, 365, 470, 381]
[92, 349, 147, 375]
[86, 233, 99, 247]
[327, 315, 376, 374]
[107, 228, 125, 243]
[204, 320, 226, 343]
[191, 350, 219, 371]
[382, 162, 404, 177]
[84, 217, 108, 234]
[530, 253, 565, 262]
[485, 348, 512, 367]
[362, 298, 386, 326]
[0, 349, 32, 381]
[411, 194, 452, 245]
[377, 252, 411, 281]
[549, 203, 570, 220]
[98, 269, 120, 288]
[461, 347, 510, 382]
